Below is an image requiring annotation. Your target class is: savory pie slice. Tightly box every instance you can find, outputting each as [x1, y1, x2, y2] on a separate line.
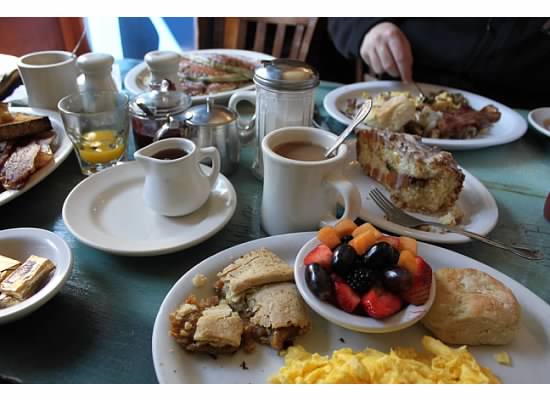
[356, 127, 465, 215]
[216, 248, 294, 302]
[169, 295, 244, 354]
[244, 282, 310, 351]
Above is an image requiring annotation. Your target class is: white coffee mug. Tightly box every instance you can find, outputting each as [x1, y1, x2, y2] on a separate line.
[17, 50, 79, 110]
[261, 126, 361, 235]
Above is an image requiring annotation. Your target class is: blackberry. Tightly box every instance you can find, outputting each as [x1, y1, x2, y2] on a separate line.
[340, 235, 354, 243]
[345, 268, 375, 295]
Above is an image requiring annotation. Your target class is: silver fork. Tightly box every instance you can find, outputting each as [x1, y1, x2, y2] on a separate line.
[369, 188, 543, 261]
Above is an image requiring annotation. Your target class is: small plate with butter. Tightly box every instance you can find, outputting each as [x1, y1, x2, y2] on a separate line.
[0, 228, 73, 324]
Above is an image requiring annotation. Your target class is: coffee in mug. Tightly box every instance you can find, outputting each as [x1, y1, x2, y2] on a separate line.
[272, 141, 330, 162]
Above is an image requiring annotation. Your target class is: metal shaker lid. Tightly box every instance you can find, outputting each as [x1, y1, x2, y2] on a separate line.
[129, 80, 192, 119]
[253, 59, 319, 91]
[184, 97, 237, 127]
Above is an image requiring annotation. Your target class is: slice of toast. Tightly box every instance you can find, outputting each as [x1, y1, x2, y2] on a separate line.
[0, 113, 52, 141]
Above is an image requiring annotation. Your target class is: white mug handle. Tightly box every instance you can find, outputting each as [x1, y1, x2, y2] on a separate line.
[198, 146, 220, 189]
[320, 171, 362, 227]
[228, 91, 257, 143]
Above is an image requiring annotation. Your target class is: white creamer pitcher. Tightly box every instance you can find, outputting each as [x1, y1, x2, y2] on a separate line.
[134, 138, 220, 217]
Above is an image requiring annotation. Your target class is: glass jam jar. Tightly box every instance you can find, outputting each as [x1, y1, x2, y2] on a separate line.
[129, 84, 191, 149]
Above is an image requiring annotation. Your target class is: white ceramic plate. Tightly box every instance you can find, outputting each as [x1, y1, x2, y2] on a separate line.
[527, 107, 550, 139]
[0, 228, 73, 324]
[152, 232, 550, 383]
[62, 161, 237, 256]
[294, 236, 436, 333]
[341, 140, 498, 244]
[124, 49, 274, 102]
[0, 107, 73, 207]
[323, 81, 527, 150]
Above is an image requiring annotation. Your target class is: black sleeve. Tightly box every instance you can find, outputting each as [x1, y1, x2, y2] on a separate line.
[328, 18, 397, 59]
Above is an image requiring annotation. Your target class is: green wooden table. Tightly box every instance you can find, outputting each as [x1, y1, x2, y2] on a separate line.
[1, 69, 549, 383]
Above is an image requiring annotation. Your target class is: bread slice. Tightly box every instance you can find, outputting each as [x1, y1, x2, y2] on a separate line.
[216, 248, 294, 300]
[0, 112, 52, 141]
[421, 268, 520, 345]
[356, 128, 464, 214]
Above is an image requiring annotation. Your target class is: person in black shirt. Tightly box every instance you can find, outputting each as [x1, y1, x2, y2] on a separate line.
[328, 18, 550, 109]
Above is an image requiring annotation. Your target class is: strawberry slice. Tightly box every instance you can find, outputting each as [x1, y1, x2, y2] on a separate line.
[361, 287, 403, 319]
[400, 256, 433, 305]
[304, 244, 333, 271]
[333, 279, 360, 313]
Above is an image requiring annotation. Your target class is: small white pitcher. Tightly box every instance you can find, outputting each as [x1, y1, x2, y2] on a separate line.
[134, 138, 220, 217]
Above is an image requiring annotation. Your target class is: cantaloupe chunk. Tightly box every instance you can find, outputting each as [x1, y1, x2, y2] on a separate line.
[349, 230, 378, 256]
[352, 223, 382, 239]
[399, 236, 417, 256]
[317, 226, 341, 249]
[397, 250, 416, 273]
[334, 218, 358, 238]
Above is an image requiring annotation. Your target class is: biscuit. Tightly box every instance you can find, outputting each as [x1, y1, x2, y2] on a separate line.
[421, 268, 520, 345]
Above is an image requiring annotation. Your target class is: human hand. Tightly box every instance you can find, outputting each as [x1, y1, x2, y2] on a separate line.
[359, 22, 413, 83]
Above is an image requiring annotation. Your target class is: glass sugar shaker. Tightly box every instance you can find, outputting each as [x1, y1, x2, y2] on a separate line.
[228, 59, 319, 179]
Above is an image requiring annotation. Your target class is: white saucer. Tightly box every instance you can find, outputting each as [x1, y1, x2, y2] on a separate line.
[62, 162, 237, 256]
[527, 107, 550, 139]
[342, 141, 498, 244]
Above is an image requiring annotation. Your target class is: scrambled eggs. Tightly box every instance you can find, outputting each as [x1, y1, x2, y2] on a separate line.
[269, 336, 500, 384]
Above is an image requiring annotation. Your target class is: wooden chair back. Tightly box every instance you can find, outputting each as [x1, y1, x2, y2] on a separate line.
[200, 17, 318, 61]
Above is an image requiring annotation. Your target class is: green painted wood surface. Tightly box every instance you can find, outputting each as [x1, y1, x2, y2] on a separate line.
[0, 67, 549, 383]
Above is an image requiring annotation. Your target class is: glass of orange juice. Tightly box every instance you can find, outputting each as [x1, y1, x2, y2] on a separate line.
[58, 91, 129, 175]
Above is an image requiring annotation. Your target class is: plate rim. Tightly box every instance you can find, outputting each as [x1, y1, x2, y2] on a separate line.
[151, 231, 550, 384]
[124, 48, 275, 99]
[0, 227, 73, 324]
[527, 108, 550, 138]
[0, 107, 73, 207]
[323, 80, 528, 150]
[62, 161, 237, 256]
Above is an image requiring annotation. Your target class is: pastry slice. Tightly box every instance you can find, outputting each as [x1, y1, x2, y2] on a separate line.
[356, 128, 465, 215]
[216, 248, 294, 303]
[244, 282, 310, 351]
[169, 295, 244, 354]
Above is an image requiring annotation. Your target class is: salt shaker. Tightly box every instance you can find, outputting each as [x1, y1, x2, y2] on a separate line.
[144, 50, 181, 90]
[77, 52, 118, 93]
[228, 59, 319, 179]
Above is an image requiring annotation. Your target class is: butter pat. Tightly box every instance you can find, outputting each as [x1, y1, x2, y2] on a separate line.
[493, 351, 512, 366]
[0, 293, 20, 309]
[0, 254, 21, 282]
[0, 255, 55, 300]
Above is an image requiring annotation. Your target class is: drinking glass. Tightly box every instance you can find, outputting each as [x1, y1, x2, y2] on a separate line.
[58, 91, 129, 175]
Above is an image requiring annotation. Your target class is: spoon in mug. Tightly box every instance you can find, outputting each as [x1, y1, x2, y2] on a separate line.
[325, 99, 373, 158]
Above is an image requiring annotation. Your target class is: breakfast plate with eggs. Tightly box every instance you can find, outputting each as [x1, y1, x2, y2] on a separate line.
[323, 81, 527, 151]
[152, 231, 550, 383]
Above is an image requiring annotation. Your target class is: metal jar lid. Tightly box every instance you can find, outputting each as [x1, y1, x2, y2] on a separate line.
[129, 82, 192, 120]
[184, 97, 237, 127]
[253, 59, 319, 91]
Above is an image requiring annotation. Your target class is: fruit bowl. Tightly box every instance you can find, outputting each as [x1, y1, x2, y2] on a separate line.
[294, 236, 436, 333]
